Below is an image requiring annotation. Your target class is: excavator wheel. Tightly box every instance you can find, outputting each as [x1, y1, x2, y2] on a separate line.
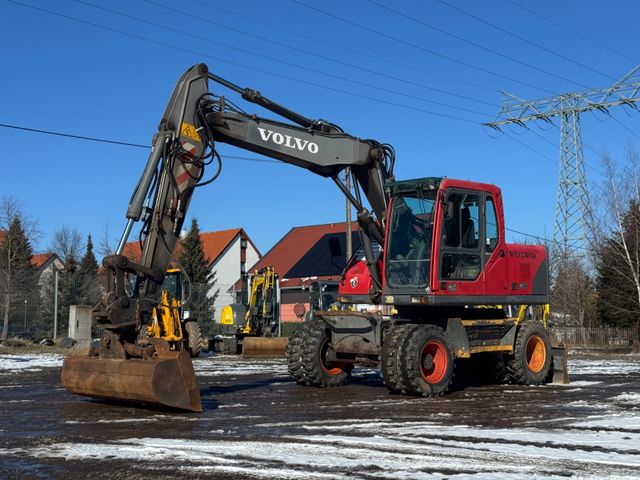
[185, 321, 203, 358]
[286, 321, 311, 384]
[399, 324, 455, 397]
[507, 321, 552, 385]
[301, 319, 352, 388]
[380, 323, 416, 394]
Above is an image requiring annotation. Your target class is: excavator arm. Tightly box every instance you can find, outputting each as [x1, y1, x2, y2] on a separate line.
[99, 64, 392, 333]
[61, 63, 394, 412]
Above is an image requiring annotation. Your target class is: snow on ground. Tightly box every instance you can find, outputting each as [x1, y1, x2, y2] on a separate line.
[193, 357, 288, 377]
[1, 353, 639, 478]
[5, 420, 639, 479]
[568, 356, 640, 375]
[0, 354, 63, 374]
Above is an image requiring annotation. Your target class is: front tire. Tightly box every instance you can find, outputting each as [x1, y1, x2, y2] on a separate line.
[399, 325, 455, 397]
[301, 319, 351, 388]
[286, 322, 310, 384]
[381, 323, 416, 394]
[507, 321, 552, 385]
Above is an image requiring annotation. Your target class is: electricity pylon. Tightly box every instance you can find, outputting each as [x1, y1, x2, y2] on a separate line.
[485, 64, 640, 254]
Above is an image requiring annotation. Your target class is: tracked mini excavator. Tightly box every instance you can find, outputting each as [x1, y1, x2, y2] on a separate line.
[62, 63, 562, 412]
[216, 266, 287, 357]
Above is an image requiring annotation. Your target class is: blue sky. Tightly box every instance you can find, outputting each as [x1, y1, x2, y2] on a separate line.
[1, 0, 638, 256]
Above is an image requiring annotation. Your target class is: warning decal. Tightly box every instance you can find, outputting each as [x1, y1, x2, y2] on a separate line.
[180, 122, 201, 142]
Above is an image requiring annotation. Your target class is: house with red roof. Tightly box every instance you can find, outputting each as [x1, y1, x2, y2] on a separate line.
[235, 222, 359, 322]
[0, 230, 63, 285]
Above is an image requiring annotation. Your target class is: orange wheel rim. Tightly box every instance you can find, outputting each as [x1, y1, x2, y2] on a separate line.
[320, 338, 345, 376]
[420, 340, 447, 383]
[526, 335, 546, 373]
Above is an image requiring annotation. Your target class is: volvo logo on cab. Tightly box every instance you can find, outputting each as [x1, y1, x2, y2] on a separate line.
[257, 127, 319, 154]
[508, 250, 537, 259]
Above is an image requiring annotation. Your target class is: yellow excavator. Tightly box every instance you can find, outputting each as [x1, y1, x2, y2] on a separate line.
[146, 268, 203, 358]
[216, 266, 287, 357]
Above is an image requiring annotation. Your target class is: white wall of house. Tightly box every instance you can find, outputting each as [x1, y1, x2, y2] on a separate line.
[209, 235, 260, 322]
[37, 258, 65, 287]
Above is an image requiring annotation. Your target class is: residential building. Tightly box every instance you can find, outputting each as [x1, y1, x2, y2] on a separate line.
[236, 222, 359, 323]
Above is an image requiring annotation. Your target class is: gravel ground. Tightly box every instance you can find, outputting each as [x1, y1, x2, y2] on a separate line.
[0, 352, 638, 479]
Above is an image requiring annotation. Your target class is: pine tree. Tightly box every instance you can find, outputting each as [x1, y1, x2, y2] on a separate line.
[78, 234, 101, 306]
[79, 234, 99, 274]
[179, 219, 211, 283]
[177, 218, 218, 338]
[0, 218, 35, 339]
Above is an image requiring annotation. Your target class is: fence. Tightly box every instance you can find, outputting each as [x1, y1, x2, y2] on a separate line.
[550, 326, 638, 350]
[0, 269, 217, 341]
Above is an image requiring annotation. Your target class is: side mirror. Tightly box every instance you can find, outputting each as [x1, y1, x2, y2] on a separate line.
[329, 237, 342, 258]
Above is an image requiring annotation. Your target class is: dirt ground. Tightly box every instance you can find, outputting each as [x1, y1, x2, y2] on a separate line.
[0, 351, 638, 479]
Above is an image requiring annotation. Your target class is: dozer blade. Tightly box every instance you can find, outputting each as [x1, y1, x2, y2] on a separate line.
[551, 345, 570, 384]
[242, 337, 288, 358]
[61, 349, 202, 412]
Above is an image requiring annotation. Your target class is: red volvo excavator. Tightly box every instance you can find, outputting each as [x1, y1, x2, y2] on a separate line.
[61, 64, 559, 412]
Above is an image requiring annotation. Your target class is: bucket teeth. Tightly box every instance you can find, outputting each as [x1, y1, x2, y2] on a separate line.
[61, 350, 202, 412]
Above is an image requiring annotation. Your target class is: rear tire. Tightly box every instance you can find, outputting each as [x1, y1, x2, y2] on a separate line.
[301, 319, 351, 388]
[507, 321, 552, 385]
[286, 322, 310, 384]
[399, 324, 455, 397]
[380, 323, 415, 394]
[184, 321, 203, 358]
[491, 353, 511, 384]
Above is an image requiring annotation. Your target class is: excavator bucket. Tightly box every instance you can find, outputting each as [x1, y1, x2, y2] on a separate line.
[61, 349, 202, 412]
[242, 337, 289, 358]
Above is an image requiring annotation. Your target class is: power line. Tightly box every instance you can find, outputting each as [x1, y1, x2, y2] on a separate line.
[504, 225, 590, 252]
[508, 0, 637, 64]
[0, 122, 148, 149]
[502, 131, 557, 168]
[77, 0, 491, 115]
[610, 115, 640, 143]
[289, 0, 556, 95]
[184, 0, 498, 93]
[1, 121, 562, 246]
[435, 0, 617, 82]
[0, 122, 281, 164]
[365, 0, 591, 89]
[141, 0, 495, 110]
[4, 0, 479, 124]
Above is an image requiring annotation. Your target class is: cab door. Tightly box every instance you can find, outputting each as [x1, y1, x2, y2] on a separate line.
[436, 189, 507, 296]
[437, 189, 484, 295]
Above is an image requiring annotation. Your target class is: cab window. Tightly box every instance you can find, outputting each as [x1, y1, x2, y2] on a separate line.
[485, 195, 499, 252]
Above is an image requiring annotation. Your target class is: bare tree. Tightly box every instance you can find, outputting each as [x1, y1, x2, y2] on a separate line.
[51, 226, 82, 269]
[0, 197, 40, 242]
[98, 222, 115, 259]
[595, 149, 640, 334]
[0, 197, 38, 339]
